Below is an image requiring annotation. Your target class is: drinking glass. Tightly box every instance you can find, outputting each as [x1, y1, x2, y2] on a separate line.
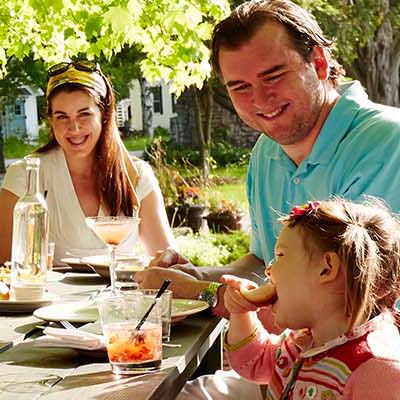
[115, 255, 146, 292]
[135, 289, 172, 341]
[97, 294, 162, 375]
[85, 216, 140, 293]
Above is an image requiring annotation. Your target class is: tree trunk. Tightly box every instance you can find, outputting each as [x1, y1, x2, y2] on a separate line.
[348, 0, 400, 106]
[191, 82, 214, 181]
[140, 78, 154, 137]
[0, 101, 5, 173]
[0, 130, 5, 174]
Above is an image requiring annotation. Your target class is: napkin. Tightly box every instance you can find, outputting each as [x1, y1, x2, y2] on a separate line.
[35, 327, 106, 350]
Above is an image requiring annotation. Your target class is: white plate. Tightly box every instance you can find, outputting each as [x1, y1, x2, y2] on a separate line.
[47, 271, 64, 282]
[34, 299, 209, 323]
[171, 299, 209, 322]
[60, 258, 94, 273]
[34, 300, 99, 323]
[81, 255, 149, 267]
[0, 293, 59, 313]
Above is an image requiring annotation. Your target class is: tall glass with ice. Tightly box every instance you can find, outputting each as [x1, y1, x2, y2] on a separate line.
[97, 294, 163, 375]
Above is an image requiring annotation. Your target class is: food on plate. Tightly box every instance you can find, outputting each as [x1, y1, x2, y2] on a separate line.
[0, 264, 11, 284]
[0, 282, 10, 300]
[240, 281, 277, 306]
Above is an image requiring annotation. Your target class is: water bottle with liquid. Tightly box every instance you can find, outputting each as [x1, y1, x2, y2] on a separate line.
[11, 157, 48, 301]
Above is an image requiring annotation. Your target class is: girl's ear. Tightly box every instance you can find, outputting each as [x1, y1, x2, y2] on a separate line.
[311, 46, 329, 81]
[319, 251, 341, 283]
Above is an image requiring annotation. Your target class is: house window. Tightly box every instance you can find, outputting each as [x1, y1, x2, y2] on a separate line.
[171, 93, 177, 113]
[15, 104, 21, 115]
[151, 86, 163, 114]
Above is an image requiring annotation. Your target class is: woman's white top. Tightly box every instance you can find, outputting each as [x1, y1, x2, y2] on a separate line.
[2, 147, 159, 265]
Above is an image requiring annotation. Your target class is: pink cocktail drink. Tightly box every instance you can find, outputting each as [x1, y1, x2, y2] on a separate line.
[85, 216, 140, 293]
[90, 221, 136, 246]
[103, 321, 162, 374]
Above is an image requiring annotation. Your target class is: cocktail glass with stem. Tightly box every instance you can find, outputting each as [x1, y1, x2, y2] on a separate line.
[85, 216, 140, 293]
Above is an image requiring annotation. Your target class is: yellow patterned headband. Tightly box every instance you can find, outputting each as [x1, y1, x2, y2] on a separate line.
[46, 62, 107, 98]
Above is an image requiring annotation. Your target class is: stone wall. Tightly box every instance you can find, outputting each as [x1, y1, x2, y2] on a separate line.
[171, 89, 260, 149]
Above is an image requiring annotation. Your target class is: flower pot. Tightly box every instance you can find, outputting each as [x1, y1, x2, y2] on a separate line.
[166, 204, 208, 233]
[166, 205, 188, 228]
[187, 204, 208, 233]
[206, 211, 243, 233]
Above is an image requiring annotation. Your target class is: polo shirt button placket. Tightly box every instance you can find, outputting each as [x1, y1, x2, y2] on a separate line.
[293, 177, 300, 184]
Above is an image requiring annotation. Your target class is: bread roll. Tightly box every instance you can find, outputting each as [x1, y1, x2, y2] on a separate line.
[240, 281, 277, 306]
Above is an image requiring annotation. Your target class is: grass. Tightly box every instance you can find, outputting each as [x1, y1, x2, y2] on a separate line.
[206, 164, 248, 211]
[123, 135, 153, 151]
[4, 136, 38, 159]
[175, 230, 250, 266]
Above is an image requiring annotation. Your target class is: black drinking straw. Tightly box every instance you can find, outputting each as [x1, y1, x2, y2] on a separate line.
[135, 280, 171, 330]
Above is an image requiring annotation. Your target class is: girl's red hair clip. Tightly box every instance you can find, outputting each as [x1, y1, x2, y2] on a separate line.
[289, 201, 320, 220]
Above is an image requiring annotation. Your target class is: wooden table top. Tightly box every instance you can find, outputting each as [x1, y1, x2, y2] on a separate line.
[0, 271, 226, 399]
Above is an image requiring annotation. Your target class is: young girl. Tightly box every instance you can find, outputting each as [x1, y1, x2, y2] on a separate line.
[222, 198, 400, 399]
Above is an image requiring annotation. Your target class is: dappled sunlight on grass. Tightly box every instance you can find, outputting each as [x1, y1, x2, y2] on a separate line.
[174, 231, 250, 266]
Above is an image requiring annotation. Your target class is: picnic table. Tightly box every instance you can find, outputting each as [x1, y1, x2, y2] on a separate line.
[0, 271, 227, 399]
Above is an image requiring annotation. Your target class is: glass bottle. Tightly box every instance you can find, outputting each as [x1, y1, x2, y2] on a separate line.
[11, 157, 48, 299]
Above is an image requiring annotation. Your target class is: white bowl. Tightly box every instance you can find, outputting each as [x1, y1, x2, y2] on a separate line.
[13, 285, 45, 301]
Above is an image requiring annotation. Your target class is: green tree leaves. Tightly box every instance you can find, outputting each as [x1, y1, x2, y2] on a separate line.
[0, 0, 230, 94]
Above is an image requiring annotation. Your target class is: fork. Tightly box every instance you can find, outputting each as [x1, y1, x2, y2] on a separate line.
[60, 320, 77, 330]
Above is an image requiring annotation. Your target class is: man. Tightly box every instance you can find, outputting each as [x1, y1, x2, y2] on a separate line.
[136, 1, 400, 397]
[136, 0, 400, 307]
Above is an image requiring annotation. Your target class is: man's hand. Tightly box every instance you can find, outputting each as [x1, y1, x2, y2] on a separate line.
[148, 248, 189, 268]
[148, 248, 203, 279]
[135, 267, 207, 300]
[221, 274, 259, 314]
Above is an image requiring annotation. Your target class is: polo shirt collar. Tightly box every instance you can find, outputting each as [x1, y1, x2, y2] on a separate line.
[306, 81, 368, 166]
[265, 81, 368, 166]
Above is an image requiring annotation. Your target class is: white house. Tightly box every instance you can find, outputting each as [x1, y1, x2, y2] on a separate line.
[1, 85, 43, 141]
[119, 79, 177, 135]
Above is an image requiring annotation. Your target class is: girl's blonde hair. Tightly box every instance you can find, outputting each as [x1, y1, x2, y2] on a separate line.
[282, 197, 400, 330]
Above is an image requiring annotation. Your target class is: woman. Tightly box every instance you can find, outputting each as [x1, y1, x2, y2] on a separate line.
[0, 61, 174, 265]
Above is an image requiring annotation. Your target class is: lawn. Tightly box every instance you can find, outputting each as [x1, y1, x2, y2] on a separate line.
[123, 135, 153, 151]
[4, 136, 38, 159]
[208, 164, 248, 211]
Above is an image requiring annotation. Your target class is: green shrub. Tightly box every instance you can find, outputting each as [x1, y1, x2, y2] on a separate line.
[175, 231, 250, 266]
[38, 124, 52, 145]
[211, 231, 250, 264]
[211, 141, 251, 167]
[144, 135, 251, 168]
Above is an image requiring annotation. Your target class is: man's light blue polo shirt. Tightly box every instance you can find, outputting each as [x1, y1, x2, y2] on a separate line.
[248, 81, 400, 265]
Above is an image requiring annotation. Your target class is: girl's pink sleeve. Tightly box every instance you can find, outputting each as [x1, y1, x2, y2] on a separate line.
[226, 324, 281, 384]
[258, 305, 282, 334]
[344, 358, 400, 399]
